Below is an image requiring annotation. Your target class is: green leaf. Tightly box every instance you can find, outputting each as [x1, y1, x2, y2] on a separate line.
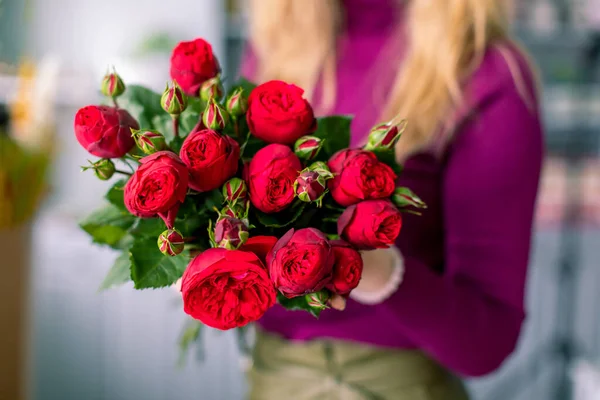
[98, 251, 132, 291]
[105, 179, 128, 211]
[311, 116, 353, 161]
[276, 293, 322, 319]
[130, 236, 190, 289]
[254, 201, 306, 228]
[177, 319, 203, 368]
[240, 133, 267, 160]
[371, 148, 403, 175]
[119, 85, 164, 128]
[129, 217, 166, 238]
[80, 204, 136, 248]
[228, 78, 257, 97]
[180, 111, 202, 135]
[151, 114, 173, 141]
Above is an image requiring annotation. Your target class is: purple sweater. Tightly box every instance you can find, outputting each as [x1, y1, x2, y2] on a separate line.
[240, 0, 543, 377]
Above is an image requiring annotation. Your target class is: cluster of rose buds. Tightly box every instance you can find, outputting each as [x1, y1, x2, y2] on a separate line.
[208, 178, 252, 250]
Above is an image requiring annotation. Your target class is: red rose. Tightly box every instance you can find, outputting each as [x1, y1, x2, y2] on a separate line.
[246, 80, 316, 145]
[124, 151, 189, 228]
[170, 38, 220, 97]
[179, 129, 240, 192]
[74, 105, 139, 158]
[326, 240, 363, 295]
[267, 228, 334, 298]
[247, 144, 301, 213]
[181, 248, 277, 330]
[328, 149, 397, 206]
[338, 200, 402, 250]
[240, 236, 278, 264]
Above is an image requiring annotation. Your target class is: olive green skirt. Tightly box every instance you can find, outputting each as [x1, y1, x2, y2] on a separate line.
[247, 330, 469, 400]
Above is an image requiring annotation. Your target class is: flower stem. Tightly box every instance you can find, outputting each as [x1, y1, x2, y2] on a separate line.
[173, 116, 180, 138]
[112, 97, 120, 109]
[124, 154, 140, 164]
[114, 169, 132, 177]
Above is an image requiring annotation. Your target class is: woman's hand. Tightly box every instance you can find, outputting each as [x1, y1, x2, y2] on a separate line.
[329, 248, 402, 310]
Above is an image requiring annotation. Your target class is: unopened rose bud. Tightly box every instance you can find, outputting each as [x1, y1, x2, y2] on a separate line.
[306, 290, 331, 310]
[92, 159, 115, 180]
[131, 129, 167, 155]
[161, 82, 188, 116]
[157, 228, 185, 256]
[202, 98, 229, 131]
[100, 71, 125, 98]
[200, 76, 224, 102]
[308, 161, 330, 175]
[364, 120, 405, 151]
[295, 166, 333, 206]
[294, 136, 323, 161]
[221, 203, 246, 219]
[214, 217, 249, 250]
[222, 178, 247, 204]
[392, 187, 427, 209]
[225, 88, 248, 117]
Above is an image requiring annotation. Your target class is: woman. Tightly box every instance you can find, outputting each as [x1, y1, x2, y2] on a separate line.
[241, 0, 543, 398]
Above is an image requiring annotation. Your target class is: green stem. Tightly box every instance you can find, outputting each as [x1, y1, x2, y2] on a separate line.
[173, 116, 180, 138]
[114, 169, 132, 177]
[124, 154, 140, 164]
[112, 97, 120, 109]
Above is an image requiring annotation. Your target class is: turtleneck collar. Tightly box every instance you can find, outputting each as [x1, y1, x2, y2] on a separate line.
[341, 0, 402, 36]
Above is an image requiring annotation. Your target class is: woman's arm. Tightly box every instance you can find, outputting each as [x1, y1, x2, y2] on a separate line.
[355, 77, 543, 377]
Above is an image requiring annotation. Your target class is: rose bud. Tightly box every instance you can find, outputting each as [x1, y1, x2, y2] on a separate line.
[328, 149, 397, 207]
[200, 76, 224, 102]
[363, 120, 406, 151]
[157, 228, 185, 256]
[100, 71, 125, 98]
[226, 87, 248, 117]
[239, 236, 278, 264]
[74, 105, 139, 158]
[179, 129, 240, 192]
[124, 151, 189, 229]
[338, 200, 402, 250]
[202, 98, 229, 131]
[392, 187, 427, 209]
[306, 290, 331, 310]
[246, 80, 316, 145]
[214, 217, 249, 250]
[181, 248, 277, 330]
[221, 202, 247, 219]
[294, 136, 323, 161]
[131, 129, 167, 155]
[326, 240, 364, 295]
[222, 177, 247, 204]
[81, 158, 116, 180]
[161, 81, 188, 116]
[170, 38, 220, 97]
[246, 144, 302, 213]
[294, 166, 333, 206]
[267, 228, 334, 298]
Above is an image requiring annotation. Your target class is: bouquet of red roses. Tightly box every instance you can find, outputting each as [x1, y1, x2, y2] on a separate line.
[76, 38, 425, 331]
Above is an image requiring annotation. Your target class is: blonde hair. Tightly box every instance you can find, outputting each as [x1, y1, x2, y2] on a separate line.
[248, 0, 523, 158]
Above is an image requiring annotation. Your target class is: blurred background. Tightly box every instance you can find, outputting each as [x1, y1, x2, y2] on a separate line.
[0, 0, 599, 399]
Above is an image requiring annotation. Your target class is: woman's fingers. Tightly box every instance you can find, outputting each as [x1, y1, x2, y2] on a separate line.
[329, 294, 347, 311]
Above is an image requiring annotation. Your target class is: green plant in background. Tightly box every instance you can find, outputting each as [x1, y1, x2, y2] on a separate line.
[134, 32, 178, 57]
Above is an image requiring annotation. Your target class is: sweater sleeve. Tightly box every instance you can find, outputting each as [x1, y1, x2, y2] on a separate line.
[378, 74, 544, 377]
